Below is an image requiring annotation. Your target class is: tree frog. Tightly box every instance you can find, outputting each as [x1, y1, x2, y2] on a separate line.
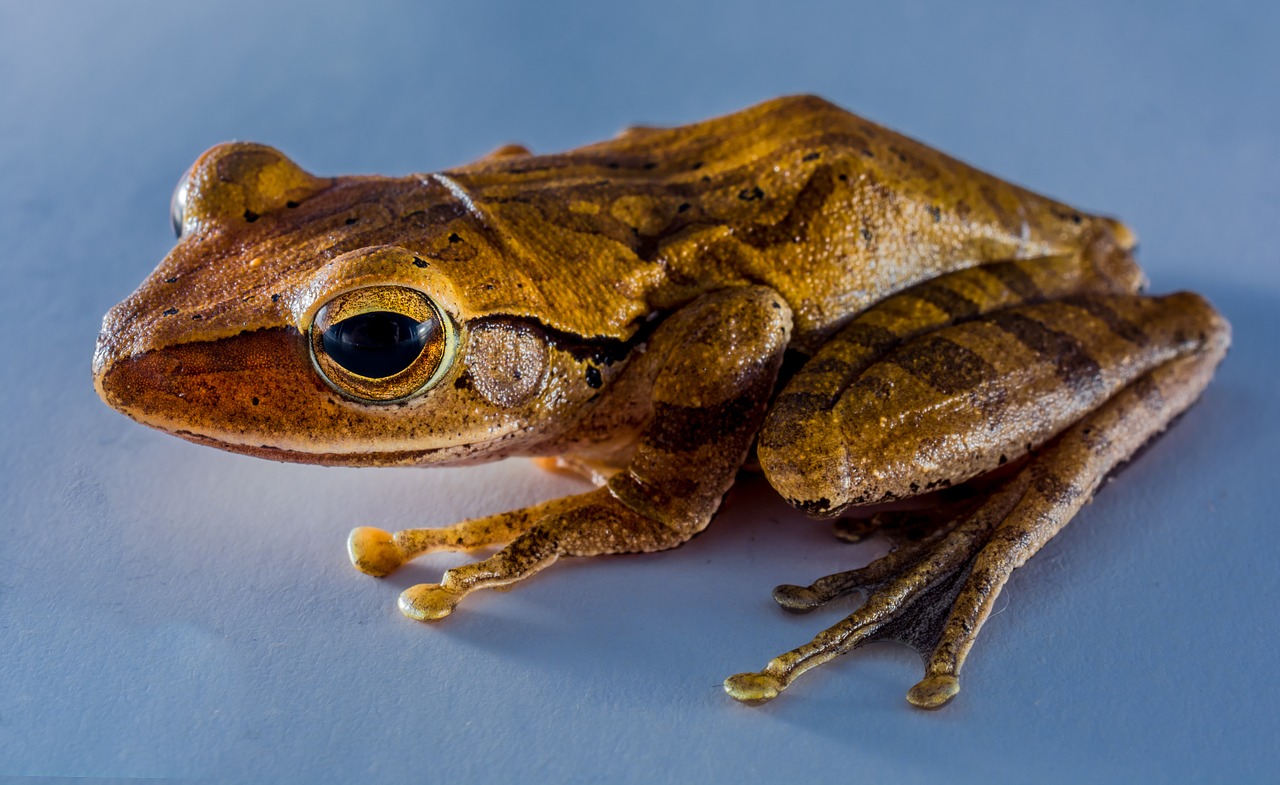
[93, 96, 1229, 709]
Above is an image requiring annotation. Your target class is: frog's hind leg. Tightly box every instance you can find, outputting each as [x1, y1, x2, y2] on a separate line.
[737, 288, 1229, 707]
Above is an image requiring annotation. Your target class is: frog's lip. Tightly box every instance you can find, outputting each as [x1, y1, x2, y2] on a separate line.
[93, 326, 517, 467]
[162, 428, 507, 468]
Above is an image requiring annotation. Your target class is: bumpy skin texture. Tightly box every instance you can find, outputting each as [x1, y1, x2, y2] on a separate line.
[93, 96, 1229, 708]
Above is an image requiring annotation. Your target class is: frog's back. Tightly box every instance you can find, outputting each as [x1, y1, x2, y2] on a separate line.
[449, 96, 1132, 349]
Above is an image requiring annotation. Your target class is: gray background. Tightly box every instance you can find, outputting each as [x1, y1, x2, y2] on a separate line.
[3, 1, 1278, 782]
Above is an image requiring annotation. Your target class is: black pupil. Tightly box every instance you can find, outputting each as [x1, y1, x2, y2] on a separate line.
[322, 311, 433, 378]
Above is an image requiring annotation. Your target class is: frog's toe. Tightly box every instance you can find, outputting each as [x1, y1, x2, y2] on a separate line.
[723, 671, 784, 704]
[907, 674, 961, 709]
[348, 527, 403, 577]
[399, 583, 459, 621]
[772, 584, 823, 613]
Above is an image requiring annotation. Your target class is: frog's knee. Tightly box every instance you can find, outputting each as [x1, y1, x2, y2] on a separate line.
[758, 395, 859, 516]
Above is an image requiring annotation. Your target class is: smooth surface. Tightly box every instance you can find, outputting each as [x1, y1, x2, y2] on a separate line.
[2, 2, 1278, 783]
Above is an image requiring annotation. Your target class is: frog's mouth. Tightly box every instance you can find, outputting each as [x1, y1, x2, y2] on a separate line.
[93, 326, 527, 467]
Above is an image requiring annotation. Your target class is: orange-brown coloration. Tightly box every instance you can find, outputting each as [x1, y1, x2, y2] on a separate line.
[94, 96, 1228, 709]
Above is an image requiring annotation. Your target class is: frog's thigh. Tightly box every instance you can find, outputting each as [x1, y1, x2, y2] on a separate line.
[728, 293, 1229, 706]
[758, 256, 1136, 514]
[396, 286, 793, 621]
[762, 291, 1218, 515]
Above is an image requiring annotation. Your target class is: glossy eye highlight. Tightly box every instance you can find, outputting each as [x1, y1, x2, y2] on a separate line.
[310, 286, 455, 403]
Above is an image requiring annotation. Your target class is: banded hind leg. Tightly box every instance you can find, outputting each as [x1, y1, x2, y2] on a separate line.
[733, 264, 1229, 707]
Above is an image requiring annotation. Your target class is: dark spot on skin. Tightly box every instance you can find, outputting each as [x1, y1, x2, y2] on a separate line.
[890, 336, 995, 395]
[243, 210, 259, 222]
[691, 161, 704, 170]
[1072, 213, 1082, 224]
[164, 277, 178, 284]
[270, 293, 280, 302]
[861, 148, 875, 158]
[412, 257, 429, 269]
[861, 227, 873, 241]
[802, 152, 821, 162]
[987, 311, 1103, 398]
[738, 187, 765, 202]
[345, 217, 358, 226]
[1063, 296, 1150, 347]
[758, 392, 830, 450]
[448, 232, 462, 243]
[849, 375, 894, 401]
[909, 482, 920, 493]
[607, 162, 620, 170]
[805, 357, 852, 376]
[453, 374, 471, 391]
[191, 314, 202, 320]
[999, 454, 1008, 465]
[648, 395, 761, 454]
[677, 203, 691, 213]
[285, 201, 299, 208]
[162, 308, 178, 316]
[836, 323, 899, 356]
[585, 365, 603, 389]
[251, 397, 260, 406]
[1032, 464, 1080, 505]
[483, 283, 495, 291]
[981, 262, 1044, 301]
[926, 204, 942, 222]
[737, 167, 837, 250]
[701, 175, 711, 183]
[1131, 375, 1166, 413]
[793, 497, 833, 516]
[838, 173, 848, 182]
[911, 281, 980, 322]
[642, 162, 657, 170]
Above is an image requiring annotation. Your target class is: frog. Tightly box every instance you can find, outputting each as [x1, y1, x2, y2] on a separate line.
[93, 95, 1229, 709]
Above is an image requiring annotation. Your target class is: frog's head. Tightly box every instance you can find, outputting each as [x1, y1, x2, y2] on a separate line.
[93, 143, 633, 466]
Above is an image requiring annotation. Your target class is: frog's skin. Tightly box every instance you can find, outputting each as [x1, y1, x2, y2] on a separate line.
[93, 95, 1229, 709]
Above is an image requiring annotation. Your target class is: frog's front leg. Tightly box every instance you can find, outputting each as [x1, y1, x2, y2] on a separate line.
[352, 286, 792, 621]
[731, 284, 1229, 707]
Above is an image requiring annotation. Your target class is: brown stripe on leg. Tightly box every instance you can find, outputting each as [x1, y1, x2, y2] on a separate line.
[909, 341, 1227, 707]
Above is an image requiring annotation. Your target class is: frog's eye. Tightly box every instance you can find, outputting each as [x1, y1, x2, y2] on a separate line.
[309, 286, 456, 403]
[170, 169, 191, 239]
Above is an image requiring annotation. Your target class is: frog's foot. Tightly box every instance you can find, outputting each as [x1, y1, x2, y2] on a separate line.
[729, 343, 1227, 708]
[726, 474, 1026, 707]
[395, 486, 684, 621]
